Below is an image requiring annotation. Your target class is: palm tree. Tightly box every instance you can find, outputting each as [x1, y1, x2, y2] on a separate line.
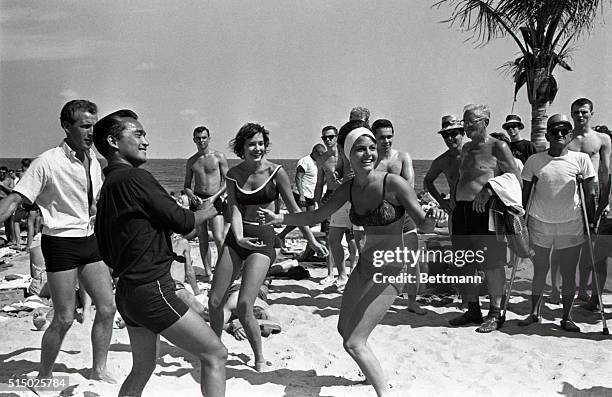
[434, 0, 608, 150]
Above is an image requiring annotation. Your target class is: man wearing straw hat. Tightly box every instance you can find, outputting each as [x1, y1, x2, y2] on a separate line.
[502, 114, 536, 164]
[423, 115, 465, 213]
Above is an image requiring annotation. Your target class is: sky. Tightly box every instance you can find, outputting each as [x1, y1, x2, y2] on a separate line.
[1, 0, 611, 160]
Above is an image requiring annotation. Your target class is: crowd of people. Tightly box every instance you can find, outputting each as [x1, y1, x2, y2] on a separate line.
[0, 98, 610, 396]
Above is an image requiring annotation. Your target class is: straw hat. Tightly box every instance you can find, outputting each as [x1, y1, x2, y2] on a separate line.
[438, 115, 464, 133]
[502, 114, 524, 130]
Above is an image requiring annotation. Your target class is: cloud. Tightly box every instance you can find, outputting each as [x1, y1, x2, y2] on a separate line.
[59, 89, 80, 100]
[135, 62, 158, 71]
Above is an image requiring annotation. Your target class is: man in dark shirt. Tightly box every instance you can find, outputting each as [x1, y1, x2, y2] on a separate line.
[93, 109, 226, 397]
[502, 114, 536, 163]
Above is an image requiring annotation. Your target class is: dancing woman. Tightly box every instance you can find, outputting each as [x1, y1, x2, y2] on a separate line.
[208, 123, 327, 371]
[260, 120, 441, 396]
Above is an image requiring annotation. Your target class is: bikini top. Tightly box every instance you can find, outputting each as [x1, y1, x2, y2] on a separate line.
[226, 165, 281, 206]
[349, 173, 405, 227]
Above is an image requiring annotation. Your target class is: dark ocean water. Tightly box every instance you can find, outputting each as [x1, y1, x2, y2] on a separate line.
[0, 158, 448, 195]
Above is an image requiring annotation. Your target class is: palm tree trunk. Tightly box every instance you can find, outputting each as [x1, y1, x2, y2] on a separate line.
[531, 104, 548, 152]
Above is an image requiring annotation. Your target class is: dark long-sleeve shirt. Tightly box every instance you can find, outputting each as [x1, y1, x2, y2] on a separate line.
[95, 162, 195, 284]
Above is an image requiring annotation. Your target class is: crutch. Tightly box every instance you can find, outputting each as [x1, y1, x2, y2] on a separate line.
[500, 177, 538, 327]
[577, 174, 609, 335]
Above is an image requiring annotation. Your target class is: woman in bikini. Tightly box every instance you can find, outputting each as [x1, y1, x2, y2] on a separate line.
[260, 120, 442, 396]
[208, 123, 327, 372]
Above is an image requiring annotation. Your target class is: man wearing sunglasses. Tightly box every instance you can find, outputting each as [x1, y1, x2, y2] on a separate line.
[424, 115, 465, 214]
[519, 114, 595, 332]
[502, 114, 536, 164]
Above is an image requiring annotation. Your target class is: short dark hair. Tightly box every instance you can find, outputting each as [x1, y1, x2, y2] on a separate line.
[338, 119, 370, 148]
[312, 144, 327, 156]
[60, 100, 98, 126]
[230, 123, 270, 159]
[21, 158, 31, 168]
[0, 166, 7, 172]
[372, 119, 394, 134]
[93, 109, 139, 158]
[571, 97, 594, 112]
[193, 126, 210, 138]
[321, 125, 337, 135]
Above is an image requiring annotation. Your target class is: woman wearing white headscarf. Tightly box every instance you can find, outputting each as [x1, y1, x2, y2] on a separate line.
[260, 120, 442, 396]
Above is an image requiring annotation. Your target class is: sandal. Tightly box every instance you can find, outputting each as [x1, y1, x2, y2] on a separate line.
[475, 316, 500, 333]
[518, 314, 540, 326]
[560, 319, 580, 333]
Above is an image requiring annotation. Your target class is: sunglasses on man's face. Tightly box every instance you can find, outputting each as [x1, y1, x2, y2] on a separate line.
[549, 128, 571, 136]
[321, 135, 337, 140]
[441, 131, 461, 139]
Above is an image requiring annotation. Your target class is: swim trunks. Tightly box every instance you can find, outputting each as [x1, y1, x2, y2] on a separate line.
[189, 192, 225, 214]
[116, 271, 189, 333]
[41, 234, 102, 272]
[451, 201, 506, 271]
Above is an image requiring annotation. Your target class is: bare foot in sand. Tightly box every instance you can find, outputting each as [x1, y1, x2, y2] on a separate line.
[90, 369, 117, 384]
[407, 300, 426, 315]
[255, 360, 273, 372]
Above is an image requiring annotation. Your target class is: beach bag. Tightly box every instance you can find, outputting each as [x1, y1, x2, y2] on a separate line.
[490, 197, 534, 259]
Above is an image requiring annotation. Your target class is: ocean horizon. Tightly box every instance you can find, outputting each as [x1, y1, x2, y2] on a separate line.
[0, 158, 449, 196]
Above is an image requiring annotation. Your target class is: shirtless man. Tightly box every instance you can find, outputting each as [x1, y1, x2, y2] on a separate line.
[314, 125, 357, 288]
[372, 118, 426, 314]
[424, 115, 465, 213]
[564, 98, 611, 302]
[449, 104, 521, 333]
[184, 126, 229, 280]
[170, 234, 207, 317]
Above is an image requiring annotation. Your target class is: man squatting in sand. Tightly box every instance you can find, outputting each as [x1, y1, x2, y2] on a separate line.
[372, 118, 425, 315]
[93, 109, 226, 397]
[448, 104, 521, 333]
[0, 100, 117, 383]
[184, 125, 229, 280]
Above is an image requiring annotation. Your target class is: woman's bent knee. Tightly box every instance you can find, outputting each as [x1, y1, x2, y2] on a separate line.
[343, 338, 366, 357]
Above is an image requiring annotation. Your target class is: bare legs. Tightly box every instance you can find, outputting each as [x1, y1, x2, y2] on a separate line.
[208, 246, 271, 371]
[337, 258, 404, 397]
[119, 311, 227, 397]
[198, 215, 225, 279]
[39, 261, 116, 383]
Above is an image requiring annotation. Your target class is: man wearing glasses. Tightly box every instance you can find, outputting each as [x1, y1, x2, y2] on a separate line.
[448, 104, 521, 333]
[184, 126, 229, 281]
[424, 115, 465, 214]
[314, 125, 356, 288]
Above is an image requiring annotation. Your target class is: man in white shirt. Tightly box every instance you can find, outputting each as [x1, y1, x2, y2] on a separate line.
[277, 144, 326, 241]
[0, 100, 116, 382]
[519, 114, 595, 332]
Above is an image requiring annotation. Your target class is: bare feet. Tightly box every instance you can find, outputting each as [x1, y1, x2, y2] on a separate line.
[90, 369, 117, 384]
[254, 360, 273, 372]
[407, 301, 427, 315]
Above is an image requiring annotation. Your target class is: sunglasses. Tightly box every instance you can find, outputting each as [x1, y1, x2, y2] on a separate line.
[321, 135, 337, 140]
[549, 128, 571, 136]
[462, 117, 486, 127]
[441, 131, 462, 139]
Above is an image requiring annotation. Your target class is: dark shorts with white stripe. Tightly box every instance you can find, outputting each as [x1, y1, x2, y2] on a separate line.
[116, 271, 189, 333]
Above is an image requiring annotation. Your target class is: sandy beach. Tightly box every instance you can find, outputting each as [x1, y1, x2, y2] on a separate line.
[1, 242, 612, 397]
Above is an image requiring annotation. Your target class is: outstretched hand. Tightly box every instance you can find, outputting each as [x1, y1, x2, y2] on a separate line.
[257, 208, 282, 225]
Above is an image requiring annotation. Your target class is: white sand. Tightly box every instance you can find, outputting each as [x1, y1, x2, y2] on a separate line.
[1, 250, 612, 396]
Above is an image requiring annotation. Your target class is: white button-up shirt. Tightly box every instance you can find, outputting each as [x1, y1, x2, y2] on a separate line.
[14, 140, 103, 237]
